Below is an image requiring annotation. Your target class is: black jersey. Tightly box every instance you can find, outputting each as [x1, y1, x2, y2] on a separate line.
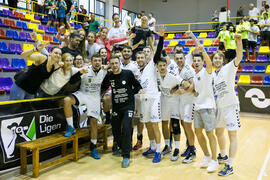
[101, 69, 142, 111]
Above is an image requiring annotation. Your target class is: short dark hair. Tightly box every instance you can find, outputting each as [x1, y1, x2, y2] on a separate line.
[91, 53, 101, 60]
[249, 19, 255, 22]
[109, 54, 120, 61]
[128, 12, 132, 15]
[265, 4, 269, 9]
[174, 44, 184, 51]
[99, 48, 106, 54]
[112, 13, 119, 20]
[174, 51, 185, 57]
[70, 33, 80, 39]
[100, 27, 108, 32]
[136, 51, 145, 57]
[114, 50, 121, 54]
[193, 53, 204, 60]
[149, 12, 154, 16]
[122, 45, 132, 51]
[157, 57, 167, 64]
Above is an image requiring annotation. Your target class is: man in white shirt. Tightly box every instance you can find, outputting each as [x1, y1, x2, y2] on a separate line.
[248, 3, 259, 23]
[133, 13, 142, 27]
[85, 32, 101, 61]
[213, 34, 243, 176]
[193, 45, 218, 173]
[148, 12, 156, 32]
[258, 13, 270, 46]
[63, 54, 107, 160]
[108, 13, 128, 45]
[122, 12, 132, 32]
[247, 19, 260, 56]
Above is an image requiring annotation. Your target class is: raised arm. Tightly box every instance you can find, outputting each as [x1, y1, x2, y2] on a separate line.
[234, 34, 243, 66]
[198, 45, 212, 74]
[153, 26, 165, 64]
[21, 43, 47, 65]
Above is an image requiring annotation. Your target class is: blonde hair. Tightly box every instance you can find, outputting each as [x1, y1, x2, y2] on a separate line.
[62, 53, 73, 75]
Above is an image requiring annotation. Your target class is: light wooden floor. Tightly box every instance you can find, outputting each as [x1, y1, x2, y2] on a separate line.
[2, 113, 270, 180]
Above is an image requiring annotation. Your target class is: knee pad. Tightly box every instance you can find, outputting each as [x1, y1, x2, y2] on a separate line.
[171, 118, 180, 135]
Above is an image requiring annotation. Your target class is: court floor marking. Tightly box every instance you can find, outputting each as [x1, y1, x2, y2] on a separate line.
[258, 147, 270, 180]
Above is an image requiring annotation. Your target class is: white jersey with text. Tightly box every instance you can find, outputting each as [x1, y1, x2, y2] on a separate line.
[121, 60, 140, 77]
[79, 66, 107, 96]
[157, 71, 181, 97]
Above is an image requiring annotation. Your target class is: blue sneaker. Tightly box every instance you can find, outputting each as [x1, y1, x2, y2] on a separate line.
[64, 125, 75, 137]
[152, 152, 162, 163]
[218, 164, 234, 176]
[181, 146, 196, 157]
[142, 147, 156, 157]
[90, 148, 101, 159]
[122, 158, 130, 168]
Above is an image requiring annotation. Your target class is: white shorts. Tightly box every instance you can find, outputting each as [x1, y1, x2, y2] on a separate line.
[161, 95, 180, 121]
[140, 94, 161, 123]
[216, 104, 241, 131]
[73, 91, 100, 119]
[180, 101, 194, 123]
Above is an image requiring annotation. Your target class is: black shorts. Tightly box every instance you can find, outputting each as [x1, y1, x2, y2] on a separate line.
[48, 14, 55, 21]
[225, 49, 236, 59]
[261, 31, 270, 41]
[218, 42, 224, 50]
[242, 39, 249, 49]
[58, 17, 66, 22]
[248, 41, 257, 49]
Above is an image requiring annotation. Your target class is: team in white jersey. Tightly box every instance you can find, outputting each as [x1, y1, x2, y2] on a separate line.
[63, 54, 107, 160]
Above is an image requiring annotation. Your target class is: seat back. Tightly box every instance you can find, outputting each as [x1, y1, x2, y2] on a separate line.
[23, 44, 35, 51]
[12, 58, 26, 68]
[0, 58, 10, 67]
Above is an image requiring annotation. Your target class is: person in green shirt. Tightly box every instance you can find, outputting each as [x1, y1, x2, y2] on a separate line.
[261, 5, 270, 19]
[88, 13, 102, 33]
[224, 25, 237, 62]
[236, 18, 250, 61]
[214, 25, 229, 51]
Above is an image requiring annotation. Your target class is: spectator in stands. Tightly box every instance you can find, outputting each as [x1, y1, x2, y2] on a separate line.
[236, 18, 250, 61]
[45, 0, 57, 28]
[96, 27, 135, 60]
[248, 3, 259, 24]
[8, 0, 18, 14]
[78, 5, 87, 24]
[114, 50, 124, 62]
[122, 12, 132, 32]
[236, 6, 245, 25]
[131, 16, 154, 60]
[82, 15, 90, 34]
[219, 6, 230, 22]
[85, 32, 101, 62]
[99, 48, 108, 65]
[107, 13, 129, 48]
[247, 19, 260, 57]
[261, 5, 270, 19]
[10, 45, 62, 100]
[37, 53, 84, 97]
[56, 26, 70, 48]
[133, 13, 142, 27]
[148, 12, 156, 42]
[65, 0, 74, 32]
[211, 10, 219, 30]
[88, 13, 101, 33]
[224, 25, 236, 62]
[37, 0, 45, 14]
[62, 32, 82, 58]
[214, 25, 228, 51]
[77, 28, 87, 59]
[56, 0, 67, 28]
[258, 13, 270, 47]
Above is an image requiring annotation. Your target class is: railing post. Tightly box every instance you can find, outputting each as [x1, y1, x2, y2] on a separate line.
[31, 0, 33, 14]
[188, 24, 190, 31]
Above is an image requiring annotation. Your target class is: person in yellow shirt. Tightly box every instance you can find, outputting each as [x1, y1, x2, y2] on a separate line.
[224, 25, 236, 63]
[214, 25, 228, 51]
[236, 18, 250, 61]
[261, 5, 270, 19]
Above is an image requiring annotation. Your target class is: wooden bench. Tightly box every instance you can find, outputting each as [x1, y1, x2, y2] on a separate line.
[16, 126, 108, 178]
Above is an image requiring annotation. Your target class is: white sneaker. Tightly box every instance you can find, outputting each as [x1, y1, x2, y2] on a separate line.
[207, 160, 219, 172]
[200, 156, 211, 168]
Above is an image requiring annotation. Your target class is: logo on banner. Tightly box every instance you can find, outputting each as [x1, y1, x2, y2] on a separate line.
[0, 116, 36, 162]
[245, 88, 270, 108]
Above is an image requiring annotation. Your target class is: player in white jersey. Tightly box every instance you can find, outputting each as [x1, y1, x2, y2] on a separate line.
[136, 27, 165, 163]
[121, 45, 140, 77]
[171, 51, 197, 163]
[133, 45, 154, 151]
[156, 57, 186, 161]
[212, 34, 243, 176]
[193, 45, 219, 173]
[63, 54, 107, 159]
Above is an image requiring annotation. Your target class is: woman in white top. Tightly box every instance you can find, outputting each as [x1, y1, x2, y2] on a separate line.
[37, 53, 85, 97]
[85, 32, 101, 62]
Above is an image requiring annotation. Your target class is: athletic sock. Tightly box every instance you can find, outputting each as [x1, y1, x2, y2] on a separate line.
[227, 157, 233, 167]
[165, 139, 170, 147]
[91, 139, 97, 145]
[90, 139, 97, 150]
[66, 117, 74, 128]
[175, 141, 180, 149]
[150, 140, 156, 151]
[156, 144, 161, 153]
[137, 133, 143, 141]
[221, 149, 226, 157]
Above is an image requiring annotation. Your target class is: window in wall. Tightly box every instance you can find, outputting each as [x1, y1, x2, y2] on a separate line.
[131, 12, 136, 25]
[121, 9, 128, 23]
[89, 0, 95, 13]
[96, 0, 105, 16]
[96, 15, 105, 27]
[113, 6, 119, 14]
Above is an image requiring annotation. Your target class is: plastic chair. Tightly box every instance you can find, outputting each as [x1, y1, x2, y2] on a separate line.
[266, 65, 270, 74]
[0, 42, 13, 54]
[0, 77, 13, 93]
[25, 32, 35, 42]
[0, 29, 12, 40]
[11, 58, 26, 69]
[254, 65, 266, 73]
[178, 41, 186, 46]
[0, 19, 9, 28]
[164, 41, 170, 47]
[203, 40, 212, 46]
[238, 75, 251, 84]
[185, 40, 194, 46]
[212, 40, 220, 46]
[14, 12, 30, 21]
[165, 34, 175, 40]
[198, 33, 207, 39]
[257, 55, 268, 63]
[17, 21, 33, 32]
[242, 65, 253, 73]
[8, 43, 17, 54]
[263, 76, 270, 85]
[168, 41, 178, 47]
[25, 14, 40, 23]
[258, 46, 270, 54]
[251, 76, 263, 85]
[3, 9, 18, 19]
[23, 44, 35, 51]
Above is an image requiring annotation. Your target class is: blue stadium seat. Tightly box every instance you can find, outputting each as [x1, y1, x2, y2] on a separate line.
[263, 76, 270, 85]
[16, 21, 33, 32]
[11, 58, 26, 69]
[254, 65, 266, 73]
